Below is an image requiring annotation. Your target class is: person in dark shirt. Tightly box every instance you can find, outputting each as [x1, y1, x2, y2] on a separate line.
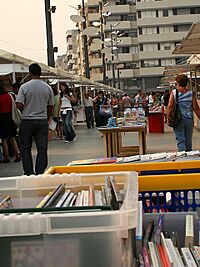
[0, 82, 21, 163]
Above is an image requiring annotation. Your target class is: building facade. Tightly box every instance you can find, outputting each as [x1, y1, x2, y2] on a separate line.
[56, 30, 79, 75]
[137, 0, 200, 91]
[68, 0, 200, 91]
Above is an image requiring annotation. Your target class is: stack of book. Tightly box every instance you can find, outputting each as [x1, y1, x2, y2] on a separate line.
[35, 175, 124, 210]
[136, 203, 200, 266]
[117, 150, 200, 164]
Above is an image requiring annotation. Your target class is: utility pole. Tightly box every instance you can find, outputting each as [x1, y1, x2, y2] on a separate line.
[99, 1, 106, 84]
[110, 24, 116, 88]
[44, 0, 55, 67]
[82, 0, 90, 79]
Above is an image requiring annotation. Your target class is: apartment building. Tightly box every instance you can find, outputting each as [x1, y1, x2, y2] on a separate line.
[73, 0, 200, 91]
[86, 0, 140, 91]
[137, 0, 200, 90]
[56, 30, 79, 75]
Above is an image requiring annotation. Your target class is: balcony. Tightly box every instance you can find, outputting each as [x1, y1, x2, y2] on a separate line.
[139, 67, 164, 77]
[136, 0, 200, 10]
[139, 50, 176, 60]
[90, 72, 103, 82]
[104, 21, 137, 31]
[138, 32, 188, 43]
[87, 13, 100, 22]
[87, 0, 99, 7]
[106, 68, 140, 79]
[90, 42, 101, 52]
[103, 4, 135, 15]
[118, 53, 139, 62]
[137, 14, 199, 27]
[90, 58, 102, 67]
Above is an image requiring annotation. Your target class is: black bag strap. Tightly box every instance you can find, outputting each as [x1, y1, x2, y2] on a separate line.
[175, 89, 179, 103]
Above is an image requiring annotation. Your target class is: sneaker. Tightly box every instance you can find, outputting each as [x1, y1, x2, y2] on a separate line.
[65, 140, 69, 143]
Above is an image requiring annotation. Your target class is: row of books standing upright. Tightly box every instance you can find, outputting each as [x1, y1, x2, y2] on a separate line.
[135, 202, 200, 266]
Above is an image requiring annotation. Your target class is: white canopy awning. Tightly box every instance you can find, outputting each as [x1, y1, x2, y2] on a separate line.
[0, 49, 123, 93]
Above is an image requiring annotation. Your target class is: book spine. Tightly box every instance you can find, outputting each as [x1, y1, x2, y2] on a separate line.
[181, 247, 197, 267]
[165, 238, 184, 267]
[185, 215, 194, 247]
[142, 246, 151, 267]
[160, 232, 173, 266]
[89, 185, 95, 206]
[190, 245, 200, 267]
[136, 201, 143, 257]
[148, 242, 160, 267]
[143, 219, 154, 246]
[36, 192, 53, 208]
[55, 190, 70, 207]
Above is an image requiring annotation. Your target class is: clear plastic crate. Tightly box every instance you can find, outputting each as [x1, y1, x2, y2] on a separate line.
[0, 171, 138, 267]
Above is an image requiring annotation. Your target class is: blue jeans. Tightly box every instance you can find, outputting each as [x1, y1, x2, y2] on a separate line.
[19, 119, 48, 175]
[61, 111, 76, 141]
[173, 117, 194, 152]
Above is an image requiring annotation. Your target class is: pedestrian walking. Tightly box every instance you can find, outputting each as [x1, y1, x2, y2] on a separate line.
[59, 83, 76, 143]
[167, 74, 200, 152]
[16, 63, 54, 175]
[84, 92, 94, 129]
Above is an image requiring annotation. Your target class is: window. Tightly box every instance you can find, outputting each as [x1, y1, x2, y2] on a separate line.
[157, 43, 160, 50]
[173, 25, 178, 32]
[163, 10, 168, 17]
[143, 43, 157, 52]
[143, 60, 159, 67]
[140, 44, 143, 51]
[138, 11, 141, 19]
[142, 27, 157, 35]
[173, 9, 177, 15]
[157, 27, 159, 34]
[138, 28, 142, 35]
[122, 47, 130, 53]
[156, 10, 159, 17]
[191, 7, 200, 14]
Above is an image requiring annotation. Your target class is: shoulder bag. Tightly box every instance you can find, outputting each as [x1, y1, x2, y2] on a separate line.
[9, 93, 22, 126]
[167, 89, 182, 128]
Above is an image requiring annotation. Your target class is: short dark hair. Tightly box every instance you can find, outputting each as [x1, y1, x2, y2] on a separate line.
[29, 63, 41, 76]
[176, 74, 188, 87]
[12, 82, 21, 88]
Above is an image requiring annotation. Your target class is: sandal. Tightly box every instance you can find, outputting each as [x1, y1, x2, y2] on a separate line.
[14, 157, 21, 162]
[0, 158, 10, 163]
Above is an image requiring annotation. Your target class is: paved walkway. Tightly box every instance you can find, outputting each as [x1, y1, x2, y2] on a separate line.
[0, 124, 199, 177]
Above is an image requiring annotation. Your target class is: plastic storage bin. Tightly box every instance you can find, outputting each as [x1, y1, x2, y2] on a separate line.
[0, 171, 138, 267]
[44, 160, 200, 176]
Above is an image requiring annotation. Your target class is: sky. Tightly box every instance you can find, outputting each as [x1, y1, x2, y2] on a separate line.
[0, 0, 81, 64]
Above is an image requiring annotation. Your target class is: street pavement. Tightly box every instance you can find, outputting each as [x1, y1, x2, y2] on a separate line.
[0, 123, 199, 177]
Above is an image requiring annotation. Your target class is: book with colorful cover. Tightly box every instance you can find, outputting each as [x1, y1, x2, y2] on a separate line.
[68, 157, 117, 166]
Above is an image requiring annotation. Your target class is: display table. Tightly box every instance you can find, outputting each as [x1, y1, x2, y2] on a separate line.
[98, 126, 147, 157]
[148, 110, 164, 133]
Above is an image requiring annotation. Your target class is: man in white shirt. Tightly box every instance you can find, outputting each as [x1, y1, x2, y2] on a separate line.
[16, 63, 54, 175]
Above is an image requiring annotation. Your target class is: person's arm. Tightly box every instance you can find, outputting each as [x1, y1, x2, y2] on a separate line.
[47, 105, 53, 121]
[16, 102, 24, 111]
[166, 92, 174, 122]
[192, 94, 200, 120]
[65, 94, 76, 103]
[15, 86, 25, 111]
